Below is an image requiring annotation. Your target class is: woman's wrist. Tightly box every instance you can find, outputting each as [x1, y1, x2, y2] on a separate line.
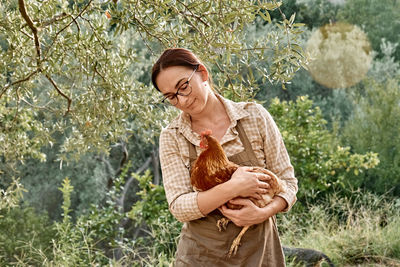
[263, 196, 287, 217]
[225, 178, 241, 198]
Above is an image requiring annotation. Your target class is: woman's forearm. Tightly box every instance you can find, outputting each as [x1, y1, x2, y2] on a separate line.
[197, 181, 237, 216]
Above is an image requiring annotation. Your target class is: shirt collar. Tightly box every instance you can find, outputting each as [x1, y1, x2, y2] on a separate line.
[217, 94, 250, 126]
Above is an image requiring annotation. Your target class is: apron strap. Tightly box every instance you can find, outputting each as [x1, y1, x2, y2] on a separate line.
[188, 137, 198, 168]
[234, 120, 260, 166]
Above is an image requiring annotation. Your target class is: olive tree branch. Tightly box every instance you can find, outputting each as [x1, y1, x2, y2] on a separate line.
[39, 12, 69, 27]
[0, 70, 39, 99]
[273, 0, 291, 50]
[215, 62, 241, 98]
[116, 156, 152, 209]
[19, 28, 33, 39]
[81, 17, 107, 51]
[129, 17, 168, 47]
[42, 0, 92, 60]
[21, 98, 55, 112]
[18, 0, 41, 66]
[114, 141, 129, 178]
[242, 47, 274, 51]
[45, 74, 72, 116]
[170, 4, 208, 42]
[69, 14, 81, 35]
[21, 12, 69, 30]
[11, 88, 21, 125]
[93, 64, 108, 85]
[131, 1, 169, 47]
[138, 30, 155, 56]
[176, 0, 210, 27]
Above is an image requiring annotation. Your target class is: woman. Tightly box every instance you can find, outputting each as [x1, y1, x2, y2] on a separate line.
[152, 48, 297, 266]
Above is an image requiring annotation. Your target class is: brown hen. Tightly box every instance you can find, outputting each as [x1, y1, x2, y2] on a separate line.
[190, 130, 285, 257]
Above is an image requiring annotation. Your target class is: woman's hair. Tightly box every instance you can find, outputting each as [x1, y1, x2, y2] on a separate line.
[151, 48, 213, 91]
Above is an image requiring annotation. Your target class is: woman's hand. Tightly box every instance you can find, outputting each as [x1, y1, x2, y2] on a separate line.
[229, 166, 271, 199]
[219, 196, 287, 227]
[218, 198, 269, 226]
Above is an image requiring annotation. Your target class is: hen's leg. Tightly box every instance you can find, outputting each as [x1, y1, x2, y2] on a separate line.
[228, 226, 249, 257]
[216, 217, 230, 231]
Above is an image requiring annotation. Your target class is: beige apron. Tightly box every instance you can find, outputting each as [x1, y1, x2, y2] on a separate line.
[174, 121, 285, 267]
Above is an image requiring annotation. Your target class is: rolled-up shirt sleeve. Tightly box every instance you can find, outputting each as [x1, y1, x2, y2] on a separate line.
[159, 129, 205, 222]
[256, 104, 298, 212]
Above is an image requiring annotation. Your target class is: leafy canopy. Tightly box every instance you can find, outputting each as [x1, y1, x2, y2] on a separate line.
[0, 0, 308, 172]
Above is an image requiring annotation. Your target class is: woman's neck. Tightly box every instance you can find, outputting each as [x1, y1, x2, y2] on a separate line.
[190, 92, 226, 125]
[189, 93, 231, 139]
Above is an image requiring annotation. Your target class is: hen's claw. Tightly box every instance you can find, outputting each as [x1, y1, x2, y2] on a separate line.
[216, 218, 230, 231]
[228, 236, 241, 257]
[227, 225, 249, 257]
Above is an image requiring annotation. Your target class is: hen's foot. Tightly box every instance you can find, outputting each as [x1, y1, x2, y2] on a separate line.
[228, 236, 242, 257]
[216, 218, 230, 232]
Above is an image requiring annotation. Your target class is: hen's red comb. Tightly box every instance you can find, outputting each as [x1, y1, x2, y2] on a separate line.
[200, 129, 212, 137]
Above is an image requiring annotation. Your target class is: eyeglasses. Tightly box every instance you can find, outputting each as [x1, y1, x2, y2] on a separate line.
[161, 65, 199, 106]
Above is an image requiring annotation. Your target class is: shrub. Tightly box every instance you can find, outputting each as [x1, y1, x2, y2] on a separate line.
[268, 96, 379, 202]
[0, 206, 55, 265]
[127, 170, 182, 265]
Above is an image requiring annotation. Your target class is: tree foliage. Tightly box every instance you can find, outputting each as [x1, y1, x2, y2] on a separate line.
[0, 0, 308, 173]
[342, 77, 400, 195]
[277, 0, 340, 29]
[337, 0, 400, 60]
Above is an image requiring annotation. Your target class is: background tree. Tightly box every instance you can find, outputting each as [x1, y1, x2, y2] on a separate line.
[341, 77, 400, 195]
[0, 0, 307, 170]
[337, 0, 400, 60]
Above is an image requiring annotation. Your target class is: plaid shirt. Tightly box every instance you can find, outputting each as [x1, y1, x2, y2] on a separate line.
[159, 94, 298, 222]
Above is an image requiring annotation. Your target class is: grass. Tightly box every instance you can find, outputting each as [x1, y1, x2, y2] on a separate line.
[280, 191, 400, 266]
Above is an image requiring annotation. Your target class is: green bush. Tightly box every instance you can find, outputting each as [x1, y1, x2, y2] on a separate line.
[127, 170, 182, 265]
[0, 206, 55, 266]
[0, 169, 180, 266]
[21, 177, 115, 266]
[7, 173, 130, 266]
[268, 96, 379, 202]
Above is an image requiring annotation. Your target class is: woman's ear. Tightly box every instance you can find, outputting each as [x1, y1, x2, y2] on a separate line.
[197, 64, 209, 82]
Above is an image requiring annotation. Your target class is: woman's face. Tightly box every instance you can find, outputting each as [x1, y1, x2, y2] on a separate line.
[156, 65, 210, 114]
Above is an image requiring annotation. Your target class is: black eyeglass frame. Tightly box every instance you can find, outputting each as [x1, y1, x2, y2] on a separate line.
[161, 64, 199, 106]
